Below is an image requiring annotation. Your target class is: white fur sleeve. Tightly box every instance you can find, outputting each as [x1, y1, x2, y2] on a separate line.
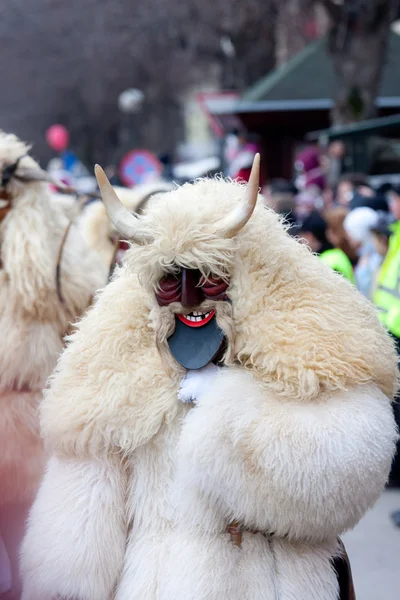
[175, 368, 398, 543]
[21, 454, 127, 600]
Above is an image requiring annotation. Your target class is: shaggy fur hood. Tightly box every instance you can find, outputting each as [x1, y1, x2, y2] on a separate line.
[0, 132, 107, 391]
[40, 177, 399, 457]
[127, 178, 398, 400]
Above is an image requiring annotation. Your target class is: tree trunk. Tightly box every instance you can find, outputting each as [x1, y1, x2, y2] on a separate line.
[323, 0, 392, 125]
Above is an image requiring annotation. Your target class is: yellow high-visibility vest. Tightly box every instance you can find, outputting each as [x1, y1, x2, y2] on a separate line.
[374, 221, 400, 337]
[320, 248, 355, 283]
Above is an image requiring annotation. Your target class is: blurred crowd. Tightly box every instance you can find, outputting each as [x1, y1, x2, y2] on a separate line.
[262, 143, 398, 306]
[223, 134, 399, 305]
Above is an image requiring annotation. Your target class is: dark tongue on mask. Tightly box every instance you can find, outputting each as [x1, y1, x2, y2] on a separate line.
[167, 315, 225, 369]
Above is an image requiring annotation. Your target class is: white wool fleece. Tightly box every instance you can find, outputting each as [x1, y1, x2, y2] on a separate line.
[20, 455, 127, 600]
[174, 367, 398, 542]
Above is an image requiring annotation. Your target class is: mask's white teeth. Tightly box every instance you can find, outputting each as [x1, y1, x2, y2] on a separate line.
[181, 310, 214, 323]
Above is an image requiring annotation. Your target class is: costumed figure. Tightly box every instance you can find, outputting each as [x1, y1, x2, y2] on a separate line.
[78, 180, 175, 274]
[0, 132, 106, 597]
[21, 155, 398, 600]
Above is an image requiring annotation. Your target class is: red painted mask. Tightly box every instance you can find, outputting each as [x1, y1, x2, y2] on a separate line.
[156, 269, 229, 311]
[156, 268, 230, 369]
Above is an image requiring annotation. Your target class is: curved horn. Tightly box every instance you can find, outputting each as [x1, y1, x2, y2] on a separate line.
[213, 153, 260, 239]
[94, 164, 152, 244]
[15, 166, 68, 190]
[1, 156, 24, 186]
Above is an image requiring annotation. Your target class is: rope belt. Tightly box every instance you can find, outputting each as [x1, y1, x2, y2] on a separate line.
[227, 521, 267, 547]
[227, 522, 356, 599]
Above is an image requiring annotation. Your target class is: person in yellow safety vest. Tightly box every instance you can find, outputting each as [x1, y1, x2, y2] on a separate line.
[368, 214, 392, 299]
[373, 186, 400, 513]
[319, 247, 355, 283]
[343, 206, 384, 297]
[374, 219, 400, 339]
[297, 211, 355, 283]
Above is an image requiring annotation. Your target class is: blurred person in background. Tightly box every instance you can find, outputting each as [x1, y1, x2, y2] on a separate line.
[294, 146, 325, 192]
[324, 206, 358, 266]
[105, 164, 122, 186]
[223, 129, 240, 166]
[374, 186, 400, 343]
[373, 187, 400, 501]
[325, 140, 346, 193]
[294, 147, 325, 219]
[336, 172, 389, 212]
[349, 189, 389, 212]
[159, 153, 174, 181]
[376, 181, 394, 197]
[262, 179, 298, 233]
[295, 185, 324, 220]
[344, 207, 382, 298]
[297, 211, 355, 282]
[369, 213, 394, 296]
[226, 131, 264, 186]
[336, 172, 373, 207]
[322, 186, 335, 211]
[47, 157, 75, 189]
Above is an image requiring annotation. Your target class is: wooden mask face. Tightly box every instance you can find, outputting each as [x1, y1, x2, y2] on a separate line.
[156, 268, 229, 370]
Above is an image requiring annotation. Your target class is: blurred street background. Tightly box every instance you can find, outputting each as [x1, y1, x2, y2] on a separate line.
[344, 491, 400, 599]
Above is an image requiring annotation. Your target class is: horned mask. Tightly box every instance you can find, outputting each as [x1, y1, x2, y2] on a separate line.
[95, 155, 260, 369]
[0, 155, 66, 205]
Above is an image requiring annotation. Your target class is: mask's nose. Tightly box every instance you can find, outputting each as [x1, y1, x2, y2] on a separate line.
[181, 268, 204, 307]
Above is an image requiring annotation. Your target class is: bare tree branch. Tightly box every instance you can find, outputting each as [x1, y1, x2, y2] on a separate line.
[0, 0, 278, 163]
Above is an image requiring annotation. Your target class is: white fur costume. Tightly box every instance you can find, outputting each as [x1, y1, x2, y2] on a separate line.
[21, 169, 398, 600]
[0, 132, 107, 593]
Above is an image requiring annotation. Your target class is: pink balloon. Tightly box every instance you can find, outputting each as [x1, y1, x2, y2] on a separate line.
[45, 125, 69, 152]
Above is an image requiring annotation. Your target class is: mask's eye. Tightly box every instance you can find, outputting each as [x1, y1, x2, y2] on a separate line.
[200, 275, 229, 300]
[156, 274, 182, 306]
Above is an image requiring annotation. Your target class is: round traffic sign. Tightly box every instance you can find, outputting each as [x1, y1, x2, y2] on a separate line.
[119, 150, 162, 187]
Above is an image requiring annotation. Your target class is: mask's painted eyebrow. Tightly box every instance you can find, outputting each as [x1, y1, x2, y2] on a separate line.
[155, 274, 182, 306]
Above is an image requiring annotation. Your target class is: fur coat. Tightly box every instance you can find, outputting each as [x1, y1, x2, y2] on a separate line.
[0, 133, 107, 510]
[21, 178, 398, 600]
